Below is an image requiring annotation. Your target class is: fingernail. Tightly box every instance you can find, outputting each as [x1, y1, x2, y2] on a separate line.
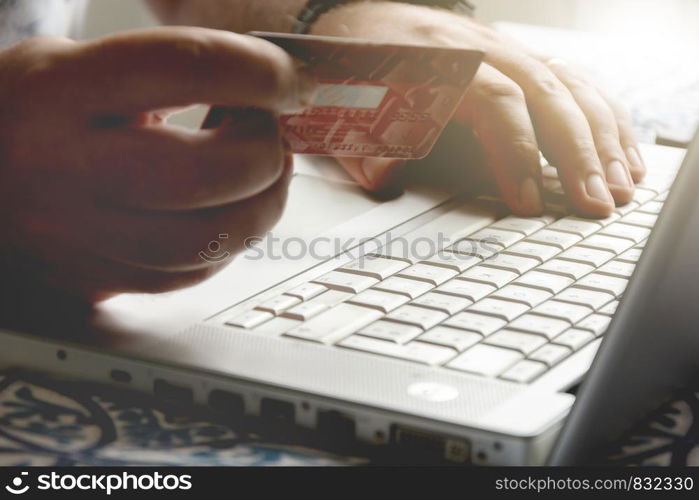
[626, 147, 645, 170]
[585, 173, 614, 204]
[606, 160, 632, 188]
[519, 177, 543, 213]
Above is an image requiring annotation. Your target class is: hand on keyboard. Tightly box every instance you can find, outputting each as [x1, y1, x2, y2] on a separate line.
[312, 3, 646, 218]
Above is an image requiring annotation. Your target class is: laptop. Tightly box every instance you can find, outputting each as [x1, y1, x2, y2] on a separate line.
[0, 119, 693, 465]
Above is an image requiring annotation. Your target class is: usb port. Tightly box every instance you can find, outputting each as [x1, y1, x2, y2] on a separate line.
[392, 425, 470, 463]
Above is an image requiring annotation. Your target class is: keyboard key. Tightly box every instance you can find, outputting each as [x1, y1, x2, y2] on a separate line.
[447, 344, 523, 377]
[491, 285, 552, 307]
[491, 217, 546, 235]
[556, 288, 614, 310]
[339, 336, 457, 365]
[574, 273, 628, 297]
[576, 314, 611, 336]
[548, 217, 601, 237]
[598, 300, 620, 316]
[558, 247, 614, 267]
[484, 330, 547, 354]
[419, 326, 482, 352]
[469, 298, 529, 322]
[537, 259, 595, 280]
[613, 201, 639, 216]
[480, 253, 539, 275]
[284, 282, 326, 301]
[503, 242, 560, 263]
[514, 271, 574, 294]
[357, 320, 422, 344]
[443, 312, 507, 336]
[285, 303, 382, 344]
[616, 247, 644, 264]
[621, 211, 658, 228]
[579, 234, 634, 255]
[256, 295, 302, 315]
[459, 266, 518, 288]
[348, 289, 410, 313]
[448, 238, 500, 259]
[597, 260, 636, 278]
[306, 289, 353, 307]
[600, 223, 652, 244]
[281, 301, 329, 321]
[508, 314, 570, 339]
[397, 263, 458, 286]
[465, 228, 524, 248]
[529, 344, 572, 367]
[374, 276, 433, 299]
[553, 329, 595, 351]
[633, 188, 657, 204]
[338, 256, 409, 280]
[312, 271, 378, 293]
[385, 305, 449, 330]
[253, 317, 302, 335]
[637, 200, 664, 215]
[526, 230, 581, 250]
[420, 252, 480, 273]
[500, 360, 548, 383]
[532, 300, 592, 323]
[411, 293, 472, 315]
[226, 310, 274, 329]
[435, 280, 495, 302]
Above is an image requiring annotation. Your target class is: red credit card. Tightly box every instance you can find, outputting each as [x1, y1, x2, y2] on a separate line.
[204, 32, 484, 159]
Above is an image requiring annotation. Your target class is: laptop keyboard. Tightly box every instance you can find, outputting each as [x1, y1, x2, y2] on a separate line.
[224, 163, 677, 384]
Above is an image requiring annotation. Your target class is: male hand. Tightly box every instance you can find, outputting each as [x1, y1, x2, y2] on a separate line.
[314, 2, 645, 217]
[0, 27, 316, 302]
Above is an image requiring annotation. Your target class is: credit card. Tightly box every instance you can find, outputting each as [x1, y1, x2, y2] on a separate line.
[203, 32, 484, 159]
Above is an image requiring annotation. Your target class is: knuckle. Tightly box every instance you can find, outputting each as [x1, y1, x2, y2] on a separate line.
[531, 75, 569, 98]
[476, 80, 525, 102]
[509, 138, 541, 162]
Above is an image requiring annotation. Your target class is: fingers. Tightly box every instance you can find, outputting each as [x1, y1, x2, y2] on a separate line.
[87, 110, 286, 210]
[71, 158, 293, 272]
[456, 64, 543, 215]
[338, 157, 406, 199]
[485, 51, 615, 217]
[545, 59, 635, 204]
[49, 27, 317, 113]
[596, 86, 647, 182]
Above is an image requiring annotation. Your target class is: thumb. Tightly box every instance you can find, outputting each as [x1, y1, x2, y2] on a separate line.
[338, 157, 407, 198]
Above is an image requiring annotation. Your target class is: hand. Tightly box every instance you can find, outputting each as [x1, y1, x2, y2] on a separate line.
[313, 2, 645, 218]
[0, 28, 315, 303]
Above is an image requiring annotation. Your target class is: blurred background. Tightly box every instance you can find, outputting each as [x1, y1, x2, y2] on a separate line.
[82, 0, 699, 146]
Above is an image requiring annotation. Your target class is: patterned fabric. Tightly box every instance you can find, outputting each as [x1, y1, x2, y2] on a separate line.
[0, 0, 86, 49]
[0, 369, 696, 466]
[0, 370, 363, 466]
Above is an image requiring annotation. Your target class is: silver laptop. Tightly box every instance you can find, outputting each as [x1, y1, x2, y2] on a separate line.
[0, 128, 692, 465]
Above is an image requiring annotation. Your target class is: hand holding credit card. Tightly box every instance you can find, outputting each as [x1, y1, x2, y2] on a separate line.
[203, 32, 483, 159]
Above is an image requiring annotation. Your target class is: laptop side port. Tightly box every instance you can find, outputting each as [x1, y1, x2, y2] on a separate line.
[392, 425, 471, 464]
[153, 379, 193, 405]
[317, 410, 356, 449]
[208, 389, 245, 418]
[260, 397, 295, 425]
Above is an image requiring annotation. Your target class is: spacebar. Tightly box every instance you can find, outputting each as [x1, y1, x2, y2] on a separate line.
[284, 303, 382, 345]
